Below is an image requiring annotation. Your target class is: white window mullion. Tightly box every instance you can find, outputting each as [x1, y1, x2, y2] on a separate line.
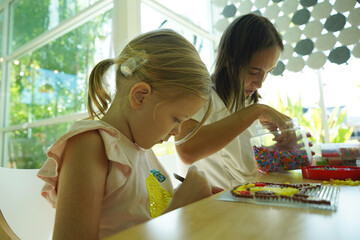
[0, 1, 11, 166]
[0, 111, 89, 134]
[317, 69, 330, 143]
[113, 0, 141, 56]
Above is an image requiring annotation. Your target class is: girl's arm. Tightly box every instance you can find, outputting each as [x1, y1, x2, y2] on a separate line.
[175, 104, 291, 165]
[162, 165, 213, 213]
[53, 130, 109, 240]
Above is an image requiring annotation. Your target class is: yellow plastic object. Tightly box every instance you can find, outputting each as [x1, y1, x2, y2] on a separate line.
[329, 178, 360, 186]
[146, 174, 172, 218]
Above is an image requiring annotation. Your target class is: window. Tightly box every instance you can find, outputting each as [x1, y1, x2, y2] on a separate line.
[1, 0, 113, 167]
[9, 0, 102, 53]
[141, 0, 217, 71]
[10, 11, 112, 124]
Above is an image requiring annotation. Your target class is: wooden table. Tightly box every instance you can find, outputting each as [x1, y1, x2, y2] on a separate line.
[105, 170, 360, 240]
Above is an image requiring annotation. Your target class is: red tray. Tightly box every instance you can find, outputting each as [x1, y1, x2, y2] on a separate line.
[301, 165, 360, 180]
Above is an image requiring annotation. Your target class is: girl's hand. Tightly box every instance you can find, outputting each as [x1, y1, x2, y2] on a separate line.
[257, 104, 293, 145]
[258, 104, 292, 133]
[165, 166, 214, 212]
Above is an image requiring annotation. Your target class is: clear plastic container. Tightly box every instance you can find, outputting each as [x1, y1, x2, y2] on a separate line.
[250, 117, 312, 173]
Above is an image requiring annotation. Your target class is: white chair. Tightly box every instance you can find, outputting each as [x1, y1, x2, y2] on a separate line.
[0, 167, 55, 240]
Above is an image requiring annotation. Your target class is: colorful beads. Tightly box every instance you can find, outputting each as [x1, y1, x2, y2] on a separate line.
[329, 178, 360, 186]
[313, 166, 353, 171]
[339, 147, 360, 159]
[253, 146, 310, 173]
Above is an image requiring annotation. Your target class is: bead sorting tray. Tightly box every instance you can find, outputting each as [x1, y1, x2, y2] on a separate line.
[302, 166, 360, 180]
[217, 182, 340, 211]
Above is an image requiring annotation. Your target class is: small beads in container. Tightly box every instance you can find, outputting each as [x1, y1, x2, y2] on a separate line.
[250, 118, 312, 173]
[253, 146, 310, 172]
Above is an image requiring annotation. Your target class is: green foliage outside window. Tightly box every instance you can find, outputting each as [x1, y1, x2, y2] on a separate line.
[10, 0, 101, 52]
[6, 1, 111, 169]
[269, 94, 354, 144]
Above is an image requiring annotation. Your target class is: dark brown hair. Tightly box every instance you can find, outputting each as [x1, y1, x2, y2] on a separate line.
[212, 13, 284, 112]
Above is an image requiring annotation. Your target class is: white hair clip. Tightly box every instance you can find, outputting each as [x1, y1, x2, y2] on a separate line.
[120, 51, 149, 77]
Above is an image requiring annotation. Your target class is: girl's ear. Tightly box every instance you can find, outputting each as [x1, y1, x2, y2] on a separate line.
[129, 82, 152, 110]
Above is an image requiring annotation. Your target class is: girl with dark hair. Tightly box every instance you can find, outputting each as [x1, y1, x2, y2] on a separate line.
[176, 13, 292, 189]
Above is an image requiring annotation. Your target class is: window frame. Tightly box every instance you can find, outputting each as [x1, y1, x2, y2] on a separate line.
[0, 0, 114, 166]
[0, 0, 219, 167]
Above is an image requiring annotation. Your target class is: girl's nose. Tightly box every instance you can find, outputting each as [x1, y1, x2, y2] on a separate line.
[171, 124, 181, 136]
[255, 79, 263, 88]
[255, 72, 266, 88]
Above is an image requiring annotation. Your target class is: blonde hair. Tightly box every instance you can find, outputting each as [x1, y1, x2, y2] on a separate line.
[87, 29, 212, 140]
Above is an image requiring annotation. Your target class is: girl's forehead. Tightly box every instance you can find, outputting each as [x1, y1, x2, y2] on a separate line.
[249, 47, 281, 69]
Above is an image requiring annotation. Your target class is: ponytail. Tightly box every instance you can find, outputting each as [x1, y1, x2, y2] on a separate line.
[87, 59, 114, 119]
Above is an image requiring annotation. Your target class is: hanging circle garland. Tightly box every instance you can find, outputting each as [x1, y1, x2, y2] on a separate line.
[292, 8, 311, 25]
[348, 8, 360, 26]
[324, 13, 346, 32]
[286, 57, 305, 72]
[303, 20, 323, 38]
[352, 43, 360, 58]
[272, 61, 285, 76]
[275, 15, 291, 32]
[281, 0, 298, 15]
[238, 0, 253, 15]
[333, 0, 357, 12]
[213, 0, 228, 7]
[214, 0, 360, 71]
[254, 0, 270, 9]
[307, 52, 327, 69]
[263, 4, 280, 20]
[338, 27, 360, 45]
[315, 33, 337, 51]
[283, 26, 302, 44]
[222, 4, 237, 18]
[295, 39, 314, 56]
[214, 18, 230, 32]
[328, 46, 351, 64]
[311, 1, 333, 20]
[281, 44, 294, 59]
[300, 0, 318, 8]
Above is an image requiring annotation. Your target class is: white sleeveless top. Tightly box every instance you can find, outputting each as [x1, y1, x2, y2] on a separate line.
[177, 89, 260, 189]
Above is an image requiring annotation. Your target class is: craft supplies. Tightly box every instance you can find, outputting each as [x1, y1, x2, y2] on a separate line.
[217, 182, 339, 211]
[318, 143, 360, 166]
[250, 118, 312, 173]
[302, 165, 360, 180]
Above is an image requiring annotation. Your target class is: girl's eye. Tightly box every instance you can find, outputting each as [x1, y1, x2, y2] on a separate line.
[248, 71, 259, 76]
[173, 117, 181, 124]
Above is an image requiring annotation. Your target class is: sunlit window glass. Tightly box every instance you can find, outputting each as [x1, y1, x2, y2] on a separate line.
[6, 122, 73, 168]
[150, 0, 212, 32]
[9, 10, 112, 125]
[9, 0, 101, 53]
[0, 10, 3, 57]
[0, 10, 3, 84]
[141, 3, 214, 72]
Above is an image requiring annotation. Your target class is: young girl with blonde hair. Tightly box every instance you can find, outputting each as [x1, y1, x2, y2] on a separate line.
[37, 29, 217, 240]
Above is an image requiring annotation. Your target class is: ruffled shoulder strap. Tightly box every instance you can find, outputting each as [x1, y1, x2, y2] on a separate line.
[37, 120, 132, 206]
